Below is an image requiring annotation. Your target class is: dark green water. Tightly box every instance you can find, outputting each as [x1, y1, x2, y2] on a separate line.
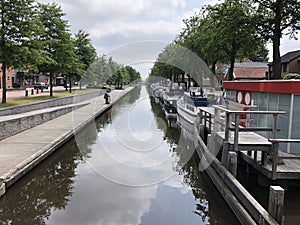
[0, 86, 240, 225]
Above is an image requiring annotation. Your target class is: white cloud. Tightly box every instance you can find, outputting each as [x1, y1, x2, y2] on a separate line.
[40, 0, 205, 55]
[39, 0, 299, 70]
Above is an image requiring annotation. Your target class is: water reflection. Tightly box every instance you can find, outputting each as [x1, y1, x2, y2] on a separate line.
[0, 85, 239, 225]
[0, 139, 82, 225]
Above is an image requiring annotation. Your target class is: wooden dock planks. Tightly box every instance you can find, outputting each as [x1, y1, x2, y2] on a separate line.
[240, 151, 300, 180]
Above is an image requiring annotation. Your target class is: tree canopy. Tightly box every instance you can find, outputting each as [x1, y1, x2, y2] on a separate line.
[84, 54, 141, 87]
[0, 0, 41, 103]
[174, 0, 268, 81]
[151, 0, 300, 82]
[37, 2, 83, 96]
[255, 0, 300, 79]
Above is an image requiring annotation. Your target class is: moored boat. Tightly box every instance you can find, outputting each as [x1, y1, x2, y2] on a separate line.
[177, 87, 209, 131]
[162, 82, 184, 120]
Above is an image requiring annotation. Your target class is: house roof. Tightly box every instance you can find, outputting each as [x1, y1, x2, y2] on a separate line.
[233, 67, 267, 79]
[217, 62, 268, 73]
[220, 62, 268, 80]
[281, 50, 300, 63]
[234, 62, 268, 68]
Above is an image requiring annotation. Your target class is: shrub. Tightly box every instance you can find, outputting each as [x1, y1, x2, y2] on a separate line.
[283, 73, 300, 80]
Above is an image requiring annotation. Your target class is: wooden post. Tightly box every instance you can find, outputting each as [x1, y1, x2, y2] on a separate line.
[268, 186, 285, 225]
[0, 178, 5, 198]
[221, 141, 229, 168]
[272, 114, 278, 139]
[214, 107, 220, 132]
[209, 113, 212, 132]
[228, 151, 237, 177]
[234, 113, 239, 152]
[272, 141, 279, 180]
[271, 114, 279, 180]
[225, 111, 230, 141]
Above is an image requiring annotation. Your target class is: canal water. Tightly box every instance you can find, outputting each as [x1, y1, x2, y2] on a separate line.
[0, 86, 240, 225]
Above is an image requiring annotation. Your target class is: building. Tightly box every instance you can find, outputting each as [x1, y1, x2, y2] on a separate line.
[217, 62, 268, 81]
[268, 50, 300, 78]
[0, 66, 16, 89]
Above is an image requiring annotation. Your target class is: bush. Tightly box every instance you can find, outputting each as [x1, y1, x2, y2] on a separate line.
[283, 73, 300, 80]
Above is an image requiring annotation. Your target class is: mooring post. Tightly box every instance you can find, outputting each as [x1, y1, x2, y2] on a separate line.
[228, 151, 237, 177]
[268, 186, 285, 225]
[221, 141, 229, 168]
[214, 107, 220, 132]
[0, 178, 5, 198]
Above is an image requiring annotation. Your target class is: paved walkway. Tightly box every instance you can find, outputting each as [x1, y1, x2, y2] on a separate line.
[0, 87, 133, 197]
[0, 86, 79, 100]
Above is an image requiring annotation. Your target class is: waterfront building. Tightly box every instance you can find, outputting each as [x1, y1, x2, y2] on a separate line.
[0, 66, 16, 89]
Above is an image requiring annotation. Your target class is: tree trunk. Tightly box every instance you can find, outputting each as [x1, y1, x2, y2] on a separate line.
[50, 72, 53, 97]
[1, 0, 6, 103]
[228, 57, 235, 81]
[272, 0, 283, 79]
[69, 74, 72, 93]
[211, 60, 217, 87]
[272, 37, 281, 79]
[1, 63, 6, 103]
[211, 60, 216, 75]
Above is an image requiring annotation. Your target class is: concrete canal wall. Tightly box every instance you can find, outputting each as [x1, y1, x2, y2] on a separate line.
[0, 87, 134, 198]
[0, 103, 89, 141]
[0, 90, 103, 116]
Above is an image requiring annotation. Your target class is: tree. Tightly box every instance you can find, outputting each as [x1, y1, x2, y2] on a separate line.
[124, 66, 141, 82]
[73, 29, 97, 88]
[176, 11, 226, 75]
[37, 2, 76, 96]
[150, 43, 187, 80]
[65, 38, 85, 93]
[206, 0, 260, 80]
[176, 1, 269, 80]
[111, 68, 123, 83]
[248, 41, 269, 62]
[0, 0, 40, 103]
[255, 0, 300, 79]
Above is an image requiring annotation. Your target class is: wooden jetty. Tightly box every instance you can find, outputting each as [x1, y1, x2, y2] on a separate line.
[200, 105, 300, 181]
[196, 103, 300, 224]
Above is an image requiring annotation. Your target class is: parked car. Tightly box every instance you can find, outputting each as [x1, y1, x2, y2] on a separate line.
[34, 82, 49, 89]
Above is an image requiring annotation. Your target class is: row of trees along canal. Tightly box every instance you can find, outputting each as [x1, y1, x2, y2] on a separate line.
[149, 0, 300, 81]
[0, 1, 141, 104]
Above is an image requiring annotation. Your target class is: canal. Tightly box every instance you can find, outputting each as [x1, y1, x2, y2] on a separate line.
[0, 86, 240, 225]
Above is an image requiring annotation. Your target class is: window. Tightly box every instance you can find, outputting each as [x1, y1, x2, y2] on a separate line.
[282, 63, 287, 73]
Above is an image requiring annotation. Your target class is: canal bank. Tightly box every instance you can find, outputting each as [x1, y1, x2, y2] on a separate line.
[0, 87, 134, 197]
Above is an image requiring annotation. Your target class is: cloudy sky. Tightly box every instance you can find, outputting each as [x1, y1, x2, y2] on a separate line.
[41, 0, 299, 77]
